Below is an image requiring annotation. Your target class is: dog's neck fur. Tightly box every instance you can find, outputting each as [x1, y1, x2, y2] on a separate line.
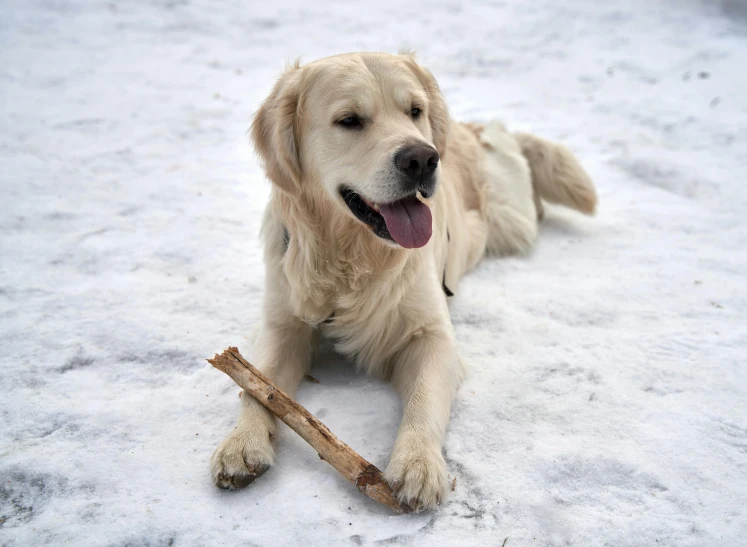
[271, 187, 425, 325]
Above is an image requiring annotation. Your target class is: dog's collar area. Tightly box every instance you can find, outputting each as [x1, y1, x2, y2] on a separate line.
[442, 227, 454, 297]
[339, 187, 395, 243]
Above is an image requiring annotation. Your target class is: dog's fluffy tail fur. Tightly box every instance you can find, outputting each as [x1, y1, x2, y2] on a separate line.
[514, 132, 598, 217]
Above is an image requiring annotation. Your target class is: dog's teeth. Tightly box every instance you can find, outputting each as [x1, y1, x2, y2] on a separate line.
[361, 197, 379, 211]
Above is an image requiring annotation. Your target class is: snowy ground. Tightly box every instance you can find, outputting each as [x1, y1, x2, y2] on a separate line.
[2, 0, 746, 545]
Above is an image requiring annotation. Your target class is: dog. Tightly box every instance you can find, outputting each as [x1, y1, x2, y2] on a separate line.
[211, 52, 597, 510]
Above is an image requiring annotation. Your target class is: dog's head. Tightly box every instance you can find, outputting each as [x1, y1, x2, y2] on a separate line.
[251, 52, 449, 249]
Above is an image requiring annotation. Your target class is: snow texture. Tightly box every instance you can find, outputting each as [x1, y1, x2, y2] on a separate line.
[1, 0, 746, 545]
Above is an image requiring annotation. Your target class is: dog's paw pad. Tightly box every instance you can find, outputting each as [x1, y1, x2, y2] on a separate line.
[215, 463, 270, 490]
[384, 445, 449, 511]
[211, 429, 274, 491]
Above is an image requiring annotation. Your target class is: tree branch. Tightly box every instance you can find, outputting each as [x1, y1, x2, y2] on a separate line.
[208, 347, 412, 514]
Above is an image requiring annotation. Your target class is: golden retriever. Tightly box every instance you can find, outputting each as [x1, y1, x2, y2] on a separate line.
[211, 52, 597, 510]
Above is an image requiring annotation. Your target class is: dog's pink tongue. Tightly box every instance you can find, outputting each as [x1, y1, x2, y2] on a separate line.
[378, 196, 432, 249]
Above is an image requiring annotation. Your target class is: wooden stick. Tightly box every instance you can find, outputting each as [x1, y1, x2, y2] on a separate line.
[208, 347, 413, 514]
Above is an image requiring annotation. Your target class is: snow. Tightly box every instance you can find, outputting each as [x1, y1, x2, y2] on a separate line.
[1, 0, 746, 545]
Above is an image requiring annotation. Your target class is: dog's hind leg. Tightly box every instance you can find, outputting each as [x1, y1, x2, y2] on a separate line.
[464, 210, 488, 272]
[478, 122, 539, 256]
[442, 209, 488, 295]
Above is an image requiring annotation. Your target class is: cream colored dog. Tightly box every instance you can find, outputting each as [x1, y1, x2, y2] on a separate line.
[211, 52, 597, 510]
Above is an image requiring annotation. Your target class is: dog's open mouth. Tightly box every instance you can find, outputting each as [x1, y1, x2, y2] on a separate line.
[340, 188, 432, 249]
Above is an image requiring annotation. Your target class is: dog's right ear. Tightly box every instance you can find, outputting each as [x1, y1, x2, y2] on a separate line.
[251, 65, 303, 195]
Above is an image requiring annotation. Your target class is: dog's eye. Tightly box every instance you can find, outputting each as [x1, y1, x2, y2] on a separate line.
[411, 106, 422, 118]
[337, 115, 363, 129]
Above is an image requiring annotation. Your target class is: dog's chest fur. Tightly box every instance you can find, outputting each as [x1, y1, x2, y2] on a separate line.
[278, 217, 442, 370]
[288, 234, 424, 318]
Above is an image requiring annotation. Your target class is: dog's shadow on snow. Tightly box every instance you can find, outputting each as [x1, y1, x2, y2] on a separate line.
[281, 337, 407, 517]
[295, 336, 402, 453]
[299, 337, 402, 421]
[538, 207, 598, 240]
[540, 215, 584, 234]
[306, 336, 361, 386]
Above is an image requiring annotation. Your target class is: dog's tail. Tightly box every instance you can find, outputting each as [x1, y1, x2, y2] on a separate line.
[514, 132, 597, 217]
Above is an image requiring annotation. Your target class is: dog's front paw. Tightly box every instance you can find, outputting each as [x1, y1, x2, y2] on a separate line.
[210, 426, 274, 490]
[384, 442, 449, 511]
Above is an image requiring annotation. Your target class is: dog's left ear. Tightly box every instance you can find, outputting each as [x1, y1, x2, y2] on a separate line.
[251, 65, 303, 195]
[403, 57, 450, 159]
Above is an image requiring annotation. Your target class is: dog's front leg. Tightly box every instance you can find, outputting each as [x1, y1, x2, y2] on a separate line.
[211, 316, 317, 490]
[384, 323, 462, 510]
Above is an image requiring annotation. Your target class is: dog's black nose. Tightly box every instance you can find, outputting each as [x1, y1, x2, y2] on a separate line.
[395, 145, 440, 181]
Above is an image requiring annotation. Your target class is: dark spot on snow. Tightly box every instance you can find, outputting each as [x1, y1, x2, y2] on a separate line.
[52, 118, 107, 132]
[451, 310, 502, 329]
[154, 0, 189, 9]
[37, 421, 63, 439]
[712, 418, 747, 453]
[252, 18, 280, 30]
[615, 157, 717, 200]
[45, 211, 77, 222]
[537, 363, 587, 383]
[458, 500, 485, 519]
[78, 502, 102, 523]
[689, 523, 704, 535]
[8, 413, 81, 442]
[0, 468, 86, 528]
[119, 348, 198, 371]
[112, 535, 180, 547]
[350, 534, 363, 545]
[721, 0, 747, 20]
[600, 9, 630, 23]
[643, 384, 683, 396]
[59, 355, 95, 373]
[375, 516, 437, 543]
[118, 206, 141, 217]
[544, 455, 668, 497]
